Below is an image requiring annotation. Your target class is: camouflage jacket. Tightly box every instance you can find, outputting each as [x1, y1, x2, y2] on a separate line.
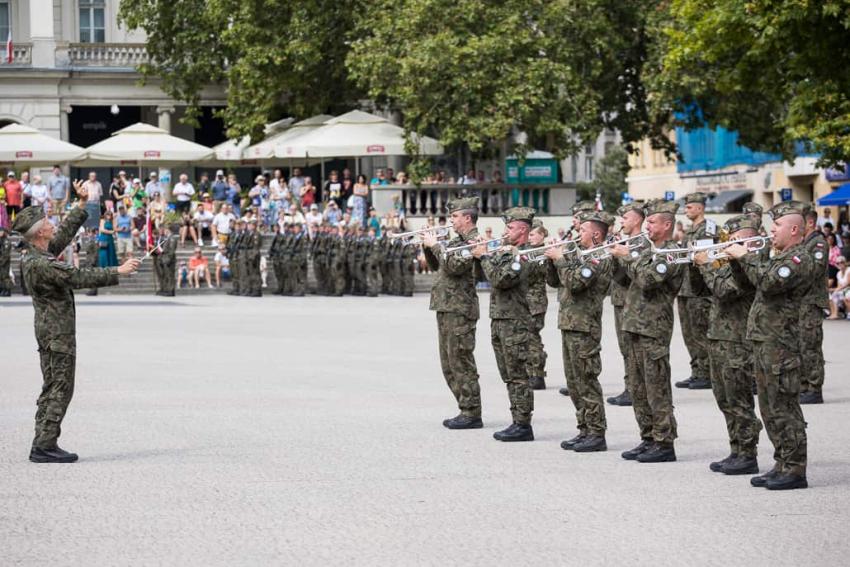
[83, 236, 99, 268]
[610, 236, 649, 307]
[546, 252, 612, 333]
[621, 239, 685, 341]
[480, 247, 530, 322]
[22, 208, 119, 354]
[678, 219, 715, 298]
[523, 247, 548, 316]
[156, 235, 178, 266]
[424, 227, 480, 318]
[269, 233, 284, 258]
[0, 234, 11, 272]
[227, 231, 242, 259]
[802, 231, 829, 308]
[736, 242, 814, 352]
[244, 231, 262, 262]
[698, 261, 756, 342]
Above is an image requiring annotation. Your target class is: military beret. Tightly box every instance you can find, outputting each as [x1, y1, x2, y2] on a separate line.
[532, 218, 545, 230]
[724, 215, 761, 234]
[768, 200, 810, 220]
[447, 197, 479, 214]
[645, 199, 679, 216]
[684, 192, 710, 204]
[503, 206, 535, 225]
[11, 206, 46, 234]
[742, 202, 763, 215]
[617, 203, 645, 217]
[580, 210, 615, 227]
[571, 200, 597, 215]
[247, 218, 258, 225]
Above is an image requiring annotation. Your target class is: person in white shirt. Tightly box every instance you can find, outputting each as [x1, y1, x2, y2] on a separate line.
[145, 172, 163, 200]
[305, 203, 323, 227]
[193, 206, 215, 246]
[214, 245, 230, 287]
[172, 173, 195, 213]
[211, 204, 237, 244]
[24, 175, 50, 212]
[282, 204, 305, 226]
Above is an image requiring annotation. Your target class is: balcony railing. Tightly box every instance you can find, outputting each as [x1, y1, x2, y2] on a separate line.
[68, 43, 149, 68]
[2, 43, 32, 65]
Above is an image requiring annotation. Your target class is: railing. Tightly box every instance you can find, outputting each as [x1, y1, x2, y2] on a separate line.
[68, 43, 149, 68]
[1, 43, 32, 66]
[373, 183, 577, 216]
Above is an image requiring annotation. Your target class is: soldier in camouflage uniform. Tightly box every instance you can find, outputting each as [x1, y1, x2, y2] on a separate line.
[473, 206, 536, 442]
[607, 203, 646, 406]
[13, 191, 139, 463]
[390, 238, 404, 295]
[227, 220, 245, 296]
[82, 228, 100, 296]
[269, 223, 285, 295]
[569, 200, 597, 239]
[153, 227, 178, 297]
[729, 201, 813, 490]
[693, 215, 763, 475]
[1, 225, 14, 296]
[799, 208, 828, 404]
[675, 192, 716, 390]
[242, 219, 263, 296]
[611, 199, 684, 463]
[401, 240, 417, 296]
[525, 220, 549, 390]
[366, 228, 382, 297]
[422, 197, 483, 430]
[380, 232, 391, 294]
[545, 211, 614, 452]
[329, 225, 347, 296]
[742, 202, 764, 232]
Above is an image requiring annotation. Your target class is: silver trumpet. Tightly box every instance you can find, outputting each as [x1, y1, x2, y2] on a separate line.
[390, 224, 451, 244]
[653, 235, 771, 264]
[580, 232, 650, 262]
[444, 237, 506, 257]
[517, 238, 581, 263]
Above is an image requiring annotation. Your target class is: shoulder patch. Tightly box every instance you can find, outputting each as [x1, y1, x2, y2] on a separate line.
[816, 242, 824, 248]
[705, 219, 717, 237]
[777, 265, 791, 278]
[792, 256, 801, 264]
[815, 251, 824, 260]
[630, 250, 640, 258]
[511, 261, 521, 272]
[655, 262, 668, 274]
[580, 267, 593, 279]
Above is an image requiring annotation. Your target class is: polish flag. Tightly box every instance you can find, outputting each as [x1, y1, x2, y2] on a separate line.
[595, 192, 603, 211]
[5, 30, 12, 64]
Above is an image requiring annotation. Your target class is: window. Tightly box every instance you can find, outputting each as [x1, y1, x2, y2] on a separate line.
[585, 156, 594, 180]
[0, 2, 10, 45]
[570, 155, 578, 183]
[79, 1, 105, 43]
[585, 143, 594, 155]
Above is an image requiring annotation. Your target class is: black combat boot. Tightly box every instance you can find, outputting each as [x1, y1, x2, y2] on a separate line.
[85, 289, 97, 296]
[560, 433, 586, 450]
[799, 391, 824, 404]
[750, 466, 780, 487]
[529, 376, 546, 390]
[443, 415, 483, 430]
[621, 440, 653, 460]
[606, 389, 632, 406]
[573, 435, 607, 453]
[674, 376, 694, 388]
[558, 387, 570, 396]
[494, 423, 534, 442]
[709, 453, 737, 473]
[29, 446, 79, 463]
[688, 377, 712, 390]
[636, 443, 676, 463]
[766, 472, 808, 491]
[722, 455, 759, 475]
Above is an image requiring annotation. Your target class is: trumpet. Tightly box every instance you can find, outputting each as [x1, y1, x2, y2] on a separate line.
[653, 235, 771, 264]
[390, 224, 451, 244]
[517, 238, 581, 263]
[580, 232, 650, 262]
[444, 237, 506, 257]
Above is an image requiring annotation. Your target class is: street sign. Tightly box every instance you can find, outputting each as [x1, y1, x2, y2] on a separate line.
[780, 188, 793, 202]
[664, 191, 675, 201]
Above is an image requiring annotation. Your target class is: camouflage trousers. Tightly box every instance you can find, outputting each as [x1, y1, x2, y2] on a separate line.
[753, 342, 807, 475]
[613, 305, 629, 391]
[436, 312, 481, 417]
[491, 318, 534, 425]
[292, 262, 307, 296]
[799, 304, 825, 394]
[625, 332, 677, 443]
[367, 264, 381, 296]
[562, 329, 606, 436]
[34, 348, 76, 449]
[402, 260, 415, 295]
[0, 262, 12, 292]
[708, 340, 762, 458]
[526, 313, 547, 379]
[157, 261, 176, 293]
[244, 256, 262, 295]
[677, 296, 711, 380]
[313, 256, 327, 294]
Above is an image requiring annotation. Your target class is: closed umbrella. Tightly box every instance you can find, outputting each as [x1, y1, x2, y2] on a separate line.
[0, 123, 85, 164]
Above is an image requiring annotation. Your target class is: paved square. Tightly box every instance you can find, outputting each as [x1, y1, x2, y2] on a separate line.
[2, 294, 850, 564]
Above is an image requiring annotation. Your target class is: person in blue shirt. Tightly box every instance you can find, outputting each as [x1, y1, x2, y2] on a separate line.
[211, 170, 229, 212]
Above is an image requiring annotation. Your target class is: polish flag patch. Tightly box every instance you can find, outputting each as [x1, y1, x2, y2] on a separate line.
[792, 256, 801, 264]
[816, 242, 824, 248]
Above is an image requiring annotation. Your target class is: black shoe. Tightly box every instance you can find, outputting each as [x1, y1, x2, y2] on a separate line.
[559, 387, 570, 396]
[560, 433, 586, 451]
[636, 443, 676, 463]
[494, 423, 534, 442]
[766, 472, 808, 491]
[621, 440, 653, 461]
[722, 455, 759, 475]
[85, 290, 98, 296]
[688, 377, 712, 390]
[710, 453, 737, 473]
[800, 391, 824, 404]
[249, 291, 262, 297]
[529, 376, 546, 390]
[573, 435, 607, 453]
[443, 415, 483, 430]
[750, 467, 780, 487]
[674, 377, 694, 389]
[29, 446, 79, 463]
[227, 290, 240, 296]
[606, 390, 632, 406]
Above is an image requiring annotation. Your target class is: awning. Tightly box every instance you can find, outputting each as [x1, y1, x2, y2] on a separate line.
[817, 182, 850, 206]
[704, 189, 753, 213]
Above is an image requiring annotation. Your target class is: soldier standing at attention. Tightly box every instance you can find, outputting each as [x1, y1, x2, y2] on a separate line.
[83, 228, 100, 296]
[726, 201, 813, 490]
[0, 225, 13, 296]
[693, 215, 763, 475]
[421, 197, 483, 430]
[242, 218, 262, 297]
[472, 207, 536, 442]
[227, 219, 245, 296]
[610, 199, 684, 463]
[401, 240, 417, 297]
[525, 220, 549, 390]
[13, 187, 140, 463]
[366, 227, 382, 297]
[607, 203, 646, 407]
[545, 211, 614, 452]
[153, 226, 178, 297]
[675, 192, 715, 390]
[269, 223, 285, 295]
[293, 223, 308, 296]
[799, 207, 828, 405]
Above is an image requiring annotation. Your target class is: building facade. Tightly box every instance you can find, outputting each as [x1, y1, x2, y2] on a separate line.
[560, 128, 621, 184]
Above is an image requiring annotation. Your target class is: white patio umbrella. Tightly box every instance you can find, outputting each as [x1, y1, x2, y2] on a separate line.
[80, 122, 214, 164]
[0, 123, 85, 164]
[211, 136, 250, 163]
[244, 114, 333, 160]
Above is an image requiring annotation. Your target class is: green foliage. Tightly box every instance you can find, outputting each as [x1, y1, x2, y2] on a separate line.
[575, 146, 630, 212]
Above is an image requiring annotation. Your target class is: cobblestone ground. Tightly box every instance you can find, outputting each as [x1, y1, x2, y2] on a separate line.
[2, 295, 849, 565]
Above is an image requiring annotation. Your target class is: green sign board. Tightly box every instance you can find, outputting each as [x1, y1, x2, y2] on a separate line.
[506, 157, 559, 185]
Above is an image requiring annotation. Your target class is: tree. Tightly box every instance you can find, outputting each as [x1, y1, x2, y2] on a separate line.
[650, 0, 850, 168]
[576, 146, 630, 212]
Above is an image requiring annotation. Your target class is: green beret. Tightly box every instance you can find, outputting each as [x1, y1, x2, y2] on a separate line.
[571, 200, 597, 215]
[617, 203, 645, 217]
[645, 199, 679, 216]
[768, 200, 810, 220]
[724, 215, 761, 234]
[11, 206, 46, 234]
[580, 210, 615, 227]
[447, 197, 479, 214]
[532, 218, 545, 230]
[684, 192, 710, 205]
[503, 206, 535, 225]
[742, 202, 763, 215]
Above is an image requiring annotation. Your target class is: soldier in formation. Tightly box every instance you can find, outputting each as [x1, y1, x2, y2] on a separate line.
[799, 207, 828, 404]
[525, 220, 549, 390]
[153, 226, 178, 297]
[82, 227, 100, 296]
[0, 225, 12, 296]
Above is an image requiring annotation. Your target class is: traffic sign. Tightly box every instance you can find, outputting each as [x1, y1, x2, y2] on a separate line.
[780, 188, 793, 202]
[664, 191, 675, 201]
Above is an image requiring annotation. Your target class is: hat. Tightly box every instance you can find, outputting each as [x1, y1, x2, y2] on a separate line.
[502, 206, 535, 225]
[248, 218, 258, 225]
[684, 192, 710, 205]
[532, 218, 545, 230]
[216, 169, 225, 176]
[617, 203, 645, 217]
[310, 203, 318, 210]
[724, 215, 761, 234]
[149, 172, 157, 178]
[7, 171, 15, 177]
[133, 178, 141, 184]
[447, 197, 479, 214]
[742, 202, 763, 215]
[768, 200, 809, 221]
[11, 206, 46, 234]
[255, 175, 265, 183]
[645, 198, 679, 216]
[580, 210, 615, 227]
[572, 200, 597, 215]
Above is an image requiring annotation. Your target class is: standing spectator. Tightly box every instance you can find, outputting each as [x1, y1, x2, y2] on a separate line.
[324, 170, 343, 208]
[188, 247, 213, 288]
[300, 177, 317, 208]
[288, 167, 305, 197]
[145, 172, 163, 200]
[341, 177, 354, 208]
[197, 172, 211, 197]
[248, 175, 267, 222]
[370, 168, 389, 186]
[459, 169, 477, 185]
[48, 165, 70, 214]
[305, 203, 323, 228]
[129, 178, 147, 213]
[24, 175, 50, 213]
[4, 171, 23, 221]
[194, 205, 215, 246]
[827, 232, 842, 285]
[110, 173, 127, 211]
[828, 256, 850, 319]
[386, 167, 396, 183]
[98, 211, 119, 267]
[214, 244, 230, 287]
[269, 168, 287, 217]
[172, 173, 195, 213]
[352, 174, 369, 226]
[0, 183, 9, 229]
[817, 207, 833, 229]
[226, 174, 241, 216]
[20, 171, 31, 208]
[323, 200, 342, 226]
[367, 208, 382, 237]
[823, 222, 843, 248]
[114, 205, 134, 262]
[211, 170, 229, 212]
[212, 203, 236, 244]
[82, 171, 103, 225]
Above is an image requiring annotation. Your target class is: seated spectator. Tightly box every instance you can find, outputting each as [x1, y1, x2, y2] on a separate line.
[132, 208, 147, 249]
[188, 247, 212, 289]
[323, 200, 342, 226]
[214, 244, 230, 287]
[827, 233, 842, 285]
[305, 203, 323, 227]
[194, 206, 215, 246]
[200, 192, 215, 213]
[179, 210, 198, 247]
[828, 256, 850, 319]
[282, 204, 305, 227]
[178, 261, 189, 288]
[367, 208, 382, 236]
